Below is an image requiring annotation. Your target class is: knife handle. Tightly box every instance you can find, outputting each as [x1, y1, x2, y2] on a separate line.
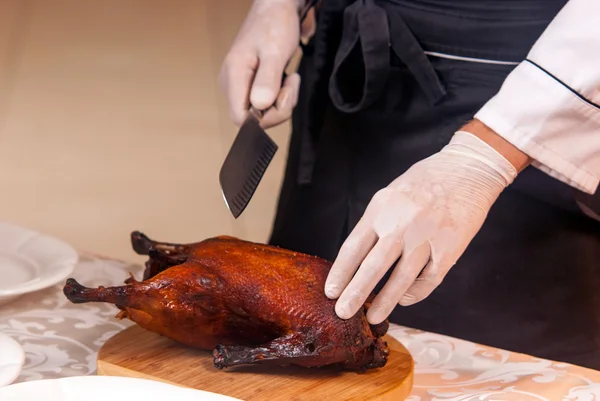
[299, 0, 319, 21]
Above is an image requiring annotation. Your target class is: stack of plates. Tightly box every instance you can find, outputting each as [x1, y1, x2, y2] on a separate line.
[0, 221, 78, 306]
[0, 221, 79, 387]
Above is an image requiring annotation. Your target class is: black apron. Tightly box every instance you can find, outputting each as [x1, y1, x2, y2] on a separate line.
[269, 0, 600, 370]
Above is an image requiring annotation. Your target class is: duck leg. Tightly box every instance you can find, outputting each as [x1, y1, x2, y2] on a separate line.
[212, 332, 333, 369]
[130, 231, 189, 256]
[63, 278, 146, 309]
[130, 231, 189, 280]
[213, 332, 389, 371]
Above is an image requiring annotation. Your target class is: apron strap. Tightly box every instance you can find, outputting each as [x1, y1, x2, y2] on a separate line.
[328, 0, 391, 113]
[328, 0, 447, 113]
[381, 2, 447, 105]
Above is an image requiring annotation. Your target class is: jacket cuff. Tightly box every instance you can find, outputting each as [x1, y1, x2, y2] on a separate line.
[475, 60, 600, 195]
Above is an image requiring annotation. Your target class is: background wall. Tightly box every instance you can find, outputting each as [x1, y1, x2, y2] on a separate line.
[0, 0, 291, 262]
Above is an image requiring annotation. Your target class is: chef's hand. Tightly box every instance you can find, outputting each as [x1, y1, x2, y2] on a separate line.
[219, 0, 306, 129]
[324, 120, 531, 324]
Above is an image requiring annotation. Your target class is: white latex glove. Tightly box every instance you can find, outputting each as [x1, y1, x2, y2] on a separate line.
[219, 0, 305, 129]
[324, 131, 518, 324]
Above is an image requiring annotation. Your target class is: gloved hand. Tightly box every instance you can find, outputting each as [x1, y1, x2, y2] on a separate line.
[324, 131, 518, 324]
[219, 0, 306, 129]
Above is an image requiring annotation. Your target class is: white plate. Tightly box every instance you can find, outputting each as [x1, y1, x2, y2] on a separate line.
[0, 221, 78, 305]
[0, 333, 25, 387]
[0, 376, 243, 401]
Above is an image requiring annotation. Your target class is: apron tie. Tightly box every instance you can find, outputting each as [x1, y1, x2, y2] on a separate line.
[328, 0, 447, 113]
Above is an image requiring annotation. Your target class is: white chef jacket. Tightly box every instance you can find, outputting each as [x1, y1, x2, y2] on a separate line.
[473, 0, 600, 195]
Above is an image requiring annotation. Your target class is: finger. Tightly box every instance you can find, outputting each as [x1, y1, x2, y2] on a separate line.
[367, 241, 431, 325]
[400, 251, 448, 306]
[259, 72, 300, 129]
[325, 217, 377, 300]
[335, 235, 405, 319]
[250, 49, 289, 111]
[218, 53, 258, 126]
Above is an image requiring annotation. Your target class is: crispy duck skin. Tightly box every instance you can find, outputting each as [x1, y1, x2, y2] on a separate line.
[63, 232, 390, 371]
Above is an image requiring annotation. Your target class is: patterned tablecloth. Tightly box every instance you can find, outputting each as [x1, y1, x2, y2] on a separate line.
[1, 255, 600, 400]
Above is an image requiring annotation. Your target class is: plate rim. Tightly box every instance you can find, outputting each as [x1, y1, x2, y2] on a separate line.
[0, 333, 25, 387]
[0, 375, 243, 400]
[0, 221, 78, 297]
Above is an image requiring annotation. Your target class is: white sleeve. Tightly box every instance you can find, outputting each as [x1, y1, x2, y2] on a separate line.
[474, 0, 600, 195]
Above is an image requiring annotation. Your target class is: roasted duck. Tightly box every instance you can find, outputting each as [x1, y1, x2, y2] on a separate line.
[63, 232, 390, 371]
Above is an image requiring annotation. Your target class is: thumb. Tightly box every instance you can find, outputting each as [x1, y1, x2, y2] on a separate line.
[250, 53, 287, 111]
[259, 72, 300, 129]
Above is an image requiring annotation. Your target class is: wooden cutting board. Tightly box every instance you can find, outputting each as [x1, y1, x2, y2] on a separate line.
[97, 325, 414, 401]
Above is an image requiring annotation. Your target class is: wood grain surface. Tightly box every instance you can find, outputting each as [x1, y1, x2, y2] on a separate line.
[97, 325, 414, 401]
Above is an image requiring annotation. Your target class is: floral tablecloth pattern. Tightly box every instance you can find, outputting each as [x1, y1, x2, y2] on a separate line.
[2, 255, 600, 400]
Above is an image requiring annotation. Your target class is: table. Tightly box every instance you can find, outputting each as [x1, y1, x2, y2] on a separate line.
[2, 254, 600, 400]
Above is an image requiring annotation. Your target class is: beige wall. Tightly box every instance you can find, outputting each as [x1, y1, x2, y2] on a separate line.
[0, 0, 290, 262]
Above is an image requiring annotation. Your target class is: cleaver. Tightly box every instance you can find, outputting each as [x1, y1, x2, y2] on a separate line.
[219, 0, 319, 219]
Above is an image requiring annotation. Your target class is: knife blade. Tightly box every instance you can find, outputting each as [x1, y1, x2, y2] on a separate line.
[219, 106, 277, 219]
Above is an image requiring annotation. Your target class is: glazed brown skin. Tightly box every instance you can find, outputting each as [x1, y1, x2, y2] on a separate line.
[63, 232, 390, 371]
